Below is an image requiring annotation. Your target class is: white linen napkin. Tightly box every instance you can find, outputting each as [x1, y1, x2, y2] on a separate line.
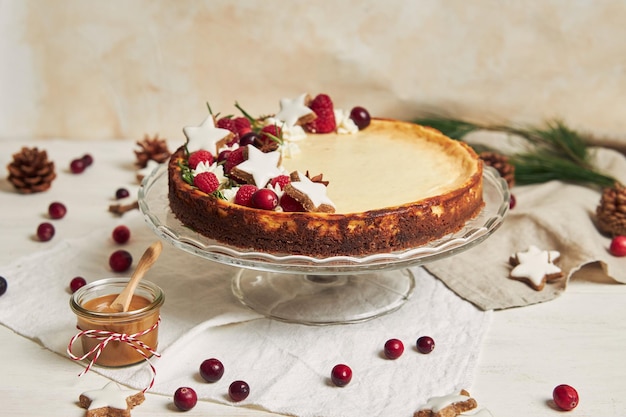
[426, 134, 626, 310]
[0, 212, 490, 417]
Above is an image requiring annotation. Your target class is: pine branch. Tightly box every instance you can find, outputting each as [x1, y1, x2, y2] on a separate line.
[511, 152, 616, 187]
[415, 117, 481, 140]
[414, 116, 619, 188]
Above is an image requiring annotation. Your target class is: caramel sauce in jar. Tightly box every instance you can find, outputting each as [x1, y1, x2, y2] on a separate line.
[70, 278, 164, 367]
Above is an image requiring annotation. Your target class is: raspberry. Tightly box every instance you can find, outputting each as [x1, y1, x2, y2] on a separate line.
[188, 150, 215, 169]
[269, 175, 290, 190]
[217, 117, 237, 134]
[260, 124, 282, 139]
[194, 172, 220, 194]
[235, 184, 258, 207]
[279, 194, 305, 212]
[224, 147, 246, 174]
[233, 117, 252, 136]
[306, 94, 336, 133]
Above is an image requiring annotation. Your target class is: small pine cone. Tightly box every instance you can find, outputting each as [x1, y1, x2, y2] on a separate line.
[480, 151, 515, 189]
[134, 134, 171, 168]
[7, 147, 56, 193]
[596, 182, 626, 237]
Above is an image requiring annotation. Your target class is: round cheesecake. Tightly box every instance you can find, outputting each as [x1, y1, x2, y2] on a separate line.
[168, 118, 484, 257]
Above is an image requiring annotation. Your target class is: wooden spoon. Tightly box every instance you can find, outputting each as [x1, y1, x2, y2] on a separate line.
[109, 240, 163, 312]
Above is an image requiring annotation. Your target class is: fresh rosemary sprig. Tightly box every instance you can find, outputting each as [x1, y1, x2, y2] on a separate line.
[178, 160, 194, 185]
[414, 116, 619, 188]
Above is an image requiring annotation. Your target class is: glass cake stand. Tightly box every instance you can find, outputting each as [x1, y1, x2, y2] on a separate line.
[138, 164, 509, 325]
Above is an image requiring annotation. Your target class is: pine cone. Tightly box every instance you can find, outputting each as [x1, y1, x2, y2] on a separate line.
[134, 134, 171, 168]
[596, 182, 626, 236]
[7, 147, 56, 193]
[480, 151, 515, 189]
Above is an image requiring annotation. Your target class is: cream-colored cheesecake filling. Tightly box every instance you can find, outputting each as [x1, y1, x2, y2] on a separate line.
[280, 121, 476, 213]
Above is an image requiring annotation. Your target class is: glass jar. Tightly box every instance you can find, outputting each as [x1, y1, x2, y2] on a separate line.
[70, 278, 164, 367]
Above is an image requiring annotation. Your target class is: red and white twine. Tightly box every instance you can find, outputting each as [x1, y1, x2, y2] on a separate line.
[67, 317, 161, 392]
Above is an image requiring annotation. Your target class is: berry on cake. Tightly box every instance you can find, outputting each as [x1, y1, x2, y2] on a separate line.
[167, 93, 484, 257]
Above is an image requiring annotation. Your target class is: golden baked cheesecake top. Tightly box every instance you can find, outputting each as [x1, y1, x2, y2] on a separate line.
[281, 119, 478, 213]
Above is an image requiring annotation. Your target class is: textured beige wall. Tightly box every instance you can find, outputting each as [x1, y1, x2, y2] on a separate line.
[1, 0, 625, 149]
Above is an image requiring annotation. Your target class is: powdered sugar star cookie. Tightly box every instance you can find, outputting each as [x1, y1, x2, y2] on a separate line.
[414, 389, 478, 417]
[79, 382, 144, 417]
[274, 93, 316, 127]
[183, 115, 234, 154]
[509, 245, 563, 291]
[284, 171, 335, 213]
[230, 145, 282, 188]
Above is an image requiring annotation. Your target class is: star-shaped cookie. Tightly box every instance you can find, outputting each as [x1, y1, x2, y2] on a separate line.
[414, 389, 478, 417]
[79, 382, 144, 417]
[274, 93, 316, 127]
[230, 145, 282, 188]
[509, 245, 563, 291]
[284, 171, 335, 213]
[183, 115, 234, 154]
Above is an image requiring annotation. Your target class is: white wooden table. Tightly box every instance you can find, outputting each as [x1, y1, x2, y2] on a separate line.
[1, 139, 625, 416]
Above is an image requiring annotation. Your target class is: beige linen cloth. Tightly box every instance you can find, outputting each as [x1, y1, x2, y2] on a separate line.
[425, 132, 626, 310]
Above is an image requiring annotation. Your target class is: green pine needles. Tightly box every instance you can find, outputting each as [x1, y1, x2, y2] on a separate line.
[414, 116, 618, 188]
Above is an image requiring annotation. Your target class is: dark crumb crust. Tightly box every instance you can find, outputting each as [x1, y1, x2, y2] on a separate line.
[168, 126, 484, 258]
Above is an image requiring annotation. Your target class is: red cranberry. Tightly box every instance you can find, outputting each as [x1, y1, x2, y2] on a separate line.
[37, 222, 55, 241]
[115, 188, 130, 199]
[609, 235, 626, 257]
[48, 202, 67, 219]
[217, 149, 232, 164]
[69, 158, 86, 174]
[279, 194, 305, 212]
[384, 338, 404, 359]
[239, 132, 259, 147]
[251, 188, 278, 210]
[509, 194, 516, 209]
[349, 106, 371, 130]
[81, 153, 94, 167]
[173, 387, 197, 411]
[112, 225, 131, 244]
[199, 358, 224, 383]
[552, 384, 579, 411]
[0, 276, 7, 296]
[109, 250, 132, 272]
[331, 364, 352, 387]
[70, 277, 86, 293]
[228, 380, 250, 402]
[416, 336, 435, 354]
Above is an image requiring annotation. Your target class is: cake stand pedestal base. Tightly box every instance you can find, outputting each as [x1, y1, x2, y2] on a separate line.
[231, 269, 416, 325]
